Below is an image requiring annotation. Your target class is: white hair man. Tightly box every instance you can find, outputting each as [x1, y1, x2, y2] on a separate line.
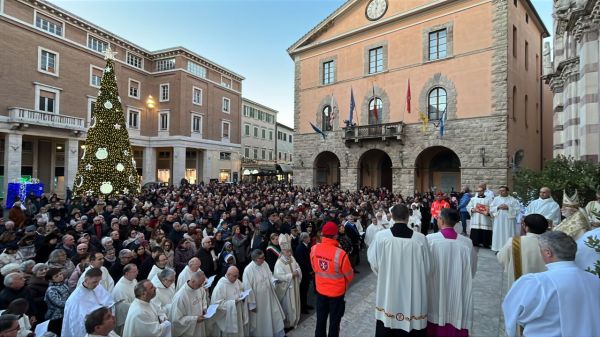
[111, 263, 138, 335]
[170, 271, 209, 337]
[211, 266, 249, 337]
[176, 257, 201, 292]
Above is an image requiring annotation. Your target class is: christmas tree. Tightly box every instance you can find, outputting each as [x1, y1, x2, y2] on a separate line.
[73, 47, 140, 197]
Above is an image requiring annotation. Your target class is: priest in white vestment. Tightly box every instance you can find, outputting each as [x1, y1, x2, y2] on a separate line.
[584, 191, 600, 227]
[62, 268, 114, 337]
[503, 231, 600, 337]
[83, 306, 120, 337]
[525, 187, 561, 228]
[151, 268, 177, 317]
[169, 270, 209, 337]
[242, 250, 285, 337]
[467, 187, 493, 249]
[426, 208, 476, 336]
[497, 214, 548, 288]
[148, 253, 169, 282]
[211, 266, 249, 337]
[77, 252, 115, 292]
[111, 263, 138, 336]
[368, 204, 430, 336]
[274, 234, 302, 329]
[123, 280, 172, 337]
[176, 257, 202, 292]
[490, 186, 520, 251]
[365, 211, 389, 247]
[575, 226, 600, 272]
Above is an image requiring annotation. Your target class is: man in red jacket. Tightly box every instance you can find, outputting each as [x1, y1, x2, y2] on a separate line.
[310, 221, 354, 337]
[430, 192, 450, 233]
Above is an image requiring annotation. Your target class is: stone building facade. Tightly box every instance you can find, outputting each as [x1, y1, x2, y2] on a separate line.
[543, 0, 600, 162]
[288, 0, 549, 195]
[241, 98, 278, 181]
[0, 0, 243, 197]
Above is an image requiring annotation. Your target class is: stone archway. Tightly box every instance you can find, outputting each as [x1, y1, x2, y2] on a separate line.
[313, 151, 340, 186]
[414, 146, 461, 194]
[358, 149, 393, 190]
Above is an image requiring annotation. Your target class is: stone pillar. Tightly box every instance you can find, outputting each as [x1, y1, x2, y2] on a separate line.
[172, 146, 186, 187]
[3, 133, 22, 197]
[202, 150, 212, 183]
[142, 147, 156, 184]
[64, 139, 79, 191]
[340, 167, 357, 191]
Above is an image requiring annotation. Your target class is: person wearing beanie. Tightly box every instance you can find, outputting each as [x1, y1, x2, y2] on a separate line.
[310, 221, 354, 337]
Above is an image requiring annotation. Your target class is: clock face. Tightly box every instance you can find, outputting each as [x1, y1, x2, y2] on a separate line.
[366, 0, 388, 21]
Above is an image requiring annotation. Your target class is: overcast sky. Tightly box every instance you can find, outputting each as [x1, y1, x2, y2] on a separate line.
[51, 0, 554, 128]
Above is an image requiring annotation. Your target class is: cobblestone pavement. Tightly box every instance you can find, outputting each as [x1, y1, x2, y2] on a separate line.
[289, 248, 508, 337]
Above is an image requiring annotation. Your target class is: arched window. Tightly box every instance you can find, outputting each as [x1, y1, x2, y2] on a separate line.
[428, 87, 446, 120]
[368, 97, 383, 125]
[524, 94, 528, 128]
[322, 105, 332, 131]
[512, 86, 517, 121]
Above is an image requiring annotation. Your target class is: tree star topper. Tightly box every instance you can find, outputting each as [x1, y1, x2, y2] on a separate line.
[103, 46, 118, 60]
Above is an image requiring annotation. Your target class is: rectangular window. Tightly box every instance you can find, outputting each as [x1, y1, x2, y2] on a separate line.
[221, 77, 232, 88]
[254, 148, 258, 159]
[513, 26, 517, 58]
[261, 149, 266, 160]
[39, 48, 58, 75]
[289, 135, 293, 143]
[35, 14, 62, 36]
[525, 41, 529, 70]
[128, 79, 140, 99]
[192, 87, 202, 105]
[126, 52, 143, 69]
[88, 36, 108, 53]
[278, 152, 282, 160]
[222, 122, 230, 139]
[283, 133, 287, 141]
[244, 124, 250, 136]
[243, 106, 250, 117]
[368, 47, 384, 74]
[187, 61, 207, 78]
[220, 152, 231, 160]
[429, 29, 447, 60]
[88, 98, 96, 124]
[192, 114, 202, 133]
[254, 127, 258, 137]
[323, 60, 335, 85]
[160, 84, 169, 102]
[127, 109, 140, 129]
[244, 148, 250, 158]
[262, 129, 266, 139]
[284, 153, 288, 161]
[222, 97, 231, 113]
[269, 151, 273, 161]
[156, 58, 176, 71]
[159, 111, 169, 131]
[269, 131, 273, 140]
[90, 66, 102, 87]
[38, 90, 56, 113]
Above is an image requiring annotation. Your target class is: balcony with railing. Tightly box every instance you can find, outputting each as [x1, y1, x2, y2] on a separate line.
[8, 107, 86, 132]
[343, 121, 405, 144]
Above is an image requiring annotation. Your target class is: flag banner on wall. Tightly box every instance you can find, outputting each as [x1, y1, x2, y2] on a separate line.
[310, 122, 327, 139]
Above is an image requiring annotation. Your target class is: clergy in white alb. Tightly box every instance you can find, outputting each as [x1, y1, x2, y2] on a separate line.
[525, 187, 561, 228]
[490, 186, 520, 251]
[426, 208, 476, 336]
[242, 250, 285, 337]
[210, 266, 249, 337]
[502, 231, 600, 337]
[584, 191, 600, 227]
[62, 268, 115, 337]
[497, 214, 548, 288]
[169, 270, 209, 337]
[123, 280, 172, 337]
[367, 204, 430, 336]
[83, 306, 120, 337]
[467, 188, 493, 249]
[365, 210, 389, 247]
[77, 252, 115, 293]
[147, 253, 169, 283]
[176, 257, 202, 292]
[575, 227, 600, 272]
[110, 263, 137, 336]
[274, 234, 302, 329]
[150, 268, 176, 317]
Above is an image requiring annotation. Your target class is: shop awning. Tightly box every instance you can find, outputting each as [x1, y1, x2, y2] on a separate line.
[277, 164, 293, 174]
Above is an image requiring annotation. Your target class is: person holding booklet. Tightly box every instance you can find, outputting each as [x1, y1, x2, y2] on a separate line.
[210, 266, 249, 337]
[170, 270, 209, 337]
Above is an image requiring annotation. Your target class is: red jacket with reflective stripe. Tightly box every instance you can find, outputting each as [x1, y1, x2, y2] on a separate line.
[310, 237, 354, 297]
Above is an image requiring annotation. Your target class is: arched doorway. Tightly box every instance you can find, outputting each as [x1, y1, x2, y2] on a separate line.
[414, 146, 460, 194]
[314, 151, 340, 186]
[358, 149, 392, 190]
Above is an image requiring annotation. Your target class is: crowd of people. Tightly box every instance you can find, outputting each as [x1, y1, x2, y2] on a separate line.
[0, 181, 597, 337]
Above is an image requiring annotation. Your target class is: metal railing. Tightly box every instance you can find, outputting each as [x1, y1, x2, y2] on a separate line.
[8, 107, 86, 130]
[343, 121, 405, 141]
